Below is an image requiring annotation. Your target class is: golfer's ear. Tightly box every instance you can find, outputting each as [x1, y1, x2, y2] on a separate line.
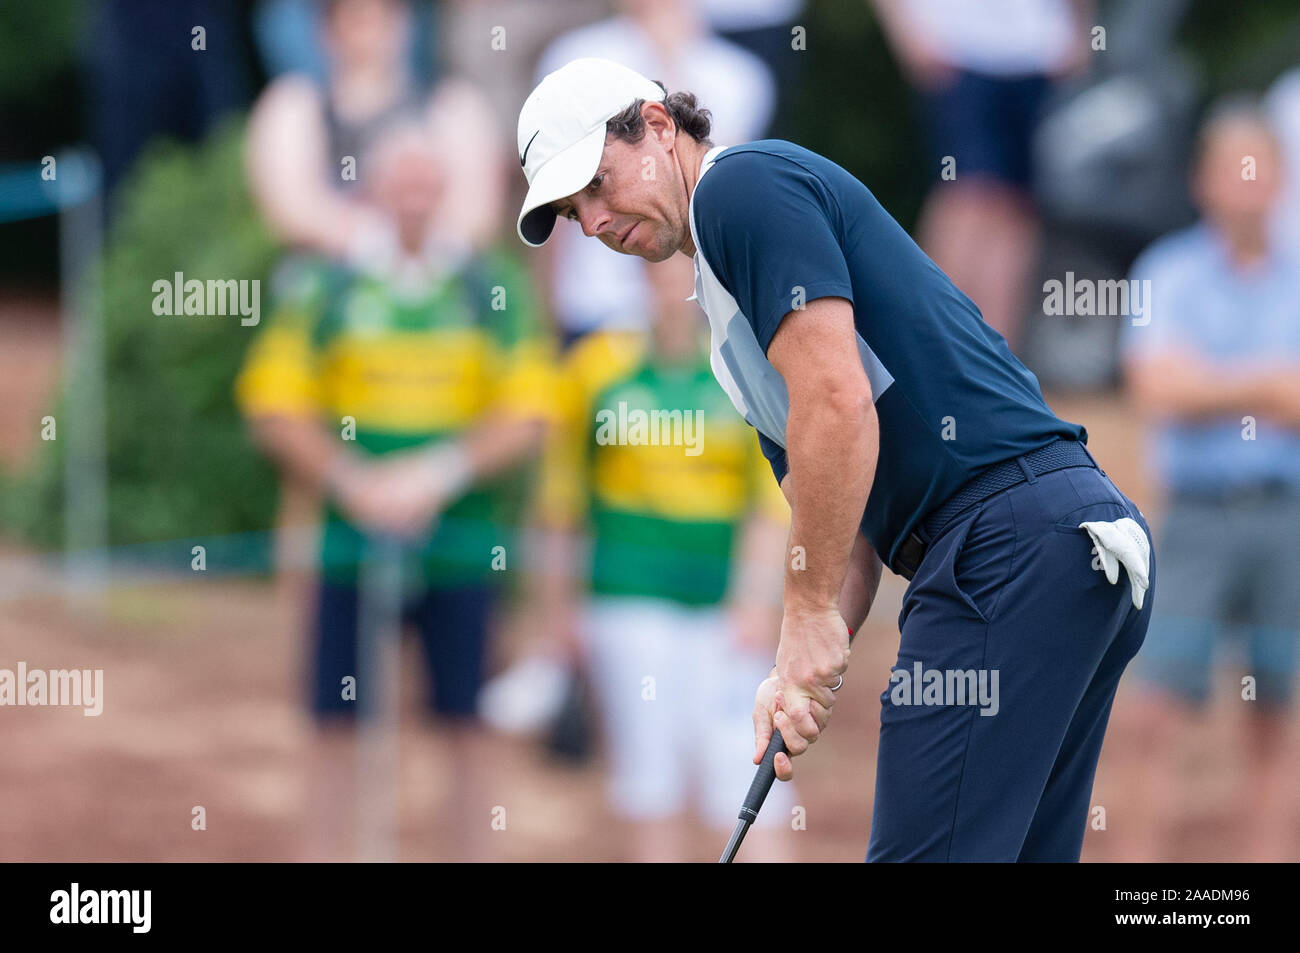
[642, 101, 674, 142]
[766, 297, 870, 406]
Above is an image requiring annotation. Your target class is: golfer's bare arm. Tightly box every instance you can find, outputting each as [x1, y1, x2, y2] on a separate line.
[779, 473, 881, 636]
[840, 529, 883, 635]
[767, 296, 881, 635]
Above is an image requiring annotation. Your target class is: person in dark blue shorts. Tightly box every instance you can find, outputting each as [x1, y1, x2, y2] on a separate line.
[514, 58, 1155, 861]
[869, 0, 1087, 351]
[237, 122, 557, 859]
[918, 72, 1049, 189]
[312, 580, 493, 721]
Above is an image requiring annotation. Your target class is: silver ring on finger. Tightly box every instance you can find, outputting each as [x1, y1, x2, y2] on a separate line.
[830, 674, 844, 693]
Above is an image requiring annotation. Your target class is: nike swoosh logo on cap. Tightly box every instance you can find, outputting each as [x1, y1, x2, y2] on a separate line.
[520, 130, 540, 168]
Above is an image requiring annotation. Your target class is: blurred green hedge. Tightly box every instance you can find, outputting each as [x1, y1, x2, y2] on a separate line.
[786, 0, 924, 231]
[5, 119, 281, 559]
[0, 0, 79, 106]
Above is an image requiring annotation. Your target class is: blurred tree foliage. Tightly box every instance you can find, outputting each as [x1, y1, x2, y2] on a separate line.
[0, 0, 82, 283]
[1179, 0, 1300, 92]
[4, 119, 281, 559]
[0, 0, 79, 106]
[787, 0, 926, 231]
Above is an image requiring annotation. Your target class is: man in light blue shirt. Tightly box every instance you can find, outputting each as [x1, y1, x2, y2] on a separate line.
[1122, 98, 1300, 862]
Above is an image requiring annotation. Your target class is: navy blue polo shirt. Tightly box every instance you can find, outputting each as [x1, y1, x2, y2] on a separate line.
[686, 139, 1084, 570]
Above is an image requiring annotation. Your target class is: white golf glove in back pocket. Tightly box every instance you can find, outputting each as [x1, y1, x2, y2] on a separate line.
[1078, 516, 1151, 611]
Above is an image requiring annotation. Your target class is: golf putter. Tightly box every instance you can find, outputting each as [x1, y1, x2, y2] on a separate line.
[718, 729, 788, 863]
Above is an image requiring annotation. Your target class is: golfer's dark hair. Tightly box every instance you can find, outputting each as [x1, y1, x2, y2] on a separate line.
[606, 82, 714, 146]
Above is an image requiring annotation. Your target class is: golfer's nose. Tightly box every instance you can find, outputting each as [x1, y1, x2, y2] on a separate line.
[580, 204, 613, 239]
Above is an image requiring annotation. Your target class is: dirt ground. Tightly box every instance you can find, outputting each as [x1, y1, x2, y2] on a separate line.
[1, 298, 1296, 862]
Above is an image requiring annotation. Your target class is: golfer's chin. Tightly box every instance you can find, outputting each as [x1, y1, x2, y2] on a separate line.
[604, 243, 670, 262]
[623, 231, 676, 263]
[634, 244, 676, 263]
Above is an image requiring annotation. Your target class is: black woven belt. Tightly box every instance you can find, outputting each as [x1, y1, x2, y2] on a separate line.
[891, 438, 1099, 581]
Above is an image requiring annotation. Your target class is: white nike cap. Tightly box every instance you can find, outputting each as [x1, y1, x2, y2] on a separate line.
[516, 57, 665, 247]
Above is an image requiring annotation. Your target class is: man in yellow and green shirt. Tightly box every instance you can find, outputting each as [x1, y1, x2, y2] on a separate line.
[536, 254, 793, 861]
[236, 127, 557, 725]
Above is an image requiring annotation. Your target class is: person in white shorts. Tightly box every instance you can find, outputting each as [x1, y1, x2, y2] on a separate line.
[536, 252, 795, 861]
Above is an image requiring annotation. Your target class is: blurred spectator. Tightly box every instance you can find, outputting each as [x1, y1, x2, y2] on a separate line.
[253, 0, 331, 82]
[1122, 100, 1300, 862]
[251, 0, 437, 84]
[245, 0, 502, 266]
[1266, 66, 1300, 254]
[437, 0, 608, 145]
[235, 122, 557, 860]
[694, 0, 805, 137]
[534, 252, 793, 862]
[535, 0, 774, 347]
[84, 0, 249, 200]
[871, 0, 1092, 351]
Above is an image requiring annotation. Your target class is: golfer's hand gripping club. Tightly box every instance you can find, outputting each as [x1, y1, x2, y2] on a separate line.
[741, 729, 788, 824]
[718, 729, 788, 862]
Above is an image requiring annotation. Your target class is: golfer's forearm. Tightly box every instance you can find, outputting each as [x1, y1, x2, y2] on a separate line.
[779, 473, 875, 633]
[782, 391, 877, 612]
[838, 533, 882, 637]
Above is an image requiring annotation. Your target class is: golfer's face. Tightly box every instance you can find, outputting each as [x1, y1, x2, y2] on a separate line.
[552, 137, 683, 262]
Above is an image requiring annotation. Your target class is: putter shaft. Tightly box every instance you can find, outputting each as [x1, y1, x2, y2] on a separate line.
[718, 730, 788, 863]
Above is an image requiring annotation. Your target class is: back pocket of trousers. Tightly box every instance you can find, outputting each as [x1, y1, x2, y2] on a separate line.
[1050, 501, 1130, 534]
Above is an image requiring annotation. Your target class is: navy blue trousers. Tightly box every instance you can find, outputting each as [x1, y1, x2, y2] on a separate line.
[866, 462, 1156, 861]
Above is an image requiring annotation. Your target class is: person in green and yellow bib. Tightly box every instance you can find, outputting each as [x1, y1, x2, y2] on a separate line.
[236, 122, 557, 859]
[535, 252, 794, 862]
